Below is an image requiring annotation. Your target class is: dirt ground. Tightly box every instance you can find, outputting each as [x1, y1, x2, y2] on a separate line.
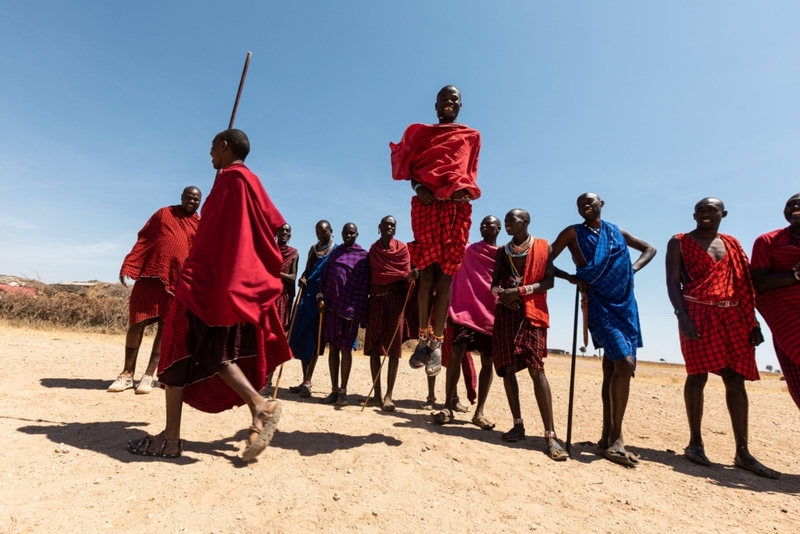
[0, 323, 798, 534]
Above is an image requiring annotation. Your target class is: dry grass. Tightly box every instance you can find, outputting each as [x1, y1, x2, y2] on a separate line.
[0, 280, 131, 334]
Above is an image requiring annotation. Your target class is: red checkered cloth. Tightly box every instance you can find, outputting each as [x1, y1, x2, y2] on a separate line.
[120, 206, 199, 294]
[276, 245, 298, 331]
[157, 299, 291, 414]
[752, 227, 800, 408]
[129, 277, 172, 326]
[678, 234, 759, 380]
[491, 251, 547, 377]
[364, 281, 414, 359]
[407, 196, 472, 276]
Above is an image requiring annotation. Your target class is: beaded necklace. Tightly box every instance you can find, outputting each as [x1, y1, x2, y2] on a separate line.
[505, 234, 532, 257]
[314, 240, 334, 258]
[583, 222, 600, 236]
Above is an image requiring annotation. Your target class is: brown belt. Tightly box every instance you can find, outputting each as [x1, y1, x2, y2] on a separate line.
[683, 295, 739, 308]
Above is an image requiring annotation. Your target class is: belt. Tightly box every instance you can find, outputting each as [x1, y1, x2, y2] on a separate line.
[683, 295, 739, 308]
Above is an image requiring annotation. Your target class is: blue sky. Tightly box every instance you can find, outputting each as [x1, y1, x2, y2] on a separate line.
[1, 1, 798, 369]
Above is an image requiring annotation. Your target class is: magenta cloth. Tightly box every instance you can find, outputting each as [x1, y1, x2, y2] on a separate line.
[320, 243, 371, 324]
[448, 241, 498, 336]
[442, 326, 478, 404]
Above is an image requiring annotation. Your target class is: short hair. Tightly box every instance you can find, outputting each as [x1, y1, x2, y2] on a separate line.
[316, 219, 331, 230]
[182, 186, 200, 196]
[694, 197, 725, 211]
[508, 208, 530, 224]
[438, 85, 461, 98]
[215, 129, 250, 160]
[380, 215, 396, 224]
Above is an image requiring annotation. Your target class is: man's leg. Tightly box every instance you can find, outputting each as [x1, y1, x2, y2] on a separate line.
[109, 320, 148, 391]
[423, 375, 437, 409]
[142, 319, 164, 377]
[430, 273, 452, 339]
[471, 352, 495, 428]
[599, 356, 614, 448]
[607, 356, 635, 452]
[383, 358, 399, 411]
[500, 365, 525, 441]
[411, 266, 435, 369]
[130, 385, 184, 455]
[337, 348, 353, 405]
[684, 373, 710, 465]
[443, 342, 467, 414]
[322, 345, 341, 404]
[720, 367, 780, 478]
[529, 367, 567, 460]
[368, 354, 383, 405]
[218, 362, 280, 457]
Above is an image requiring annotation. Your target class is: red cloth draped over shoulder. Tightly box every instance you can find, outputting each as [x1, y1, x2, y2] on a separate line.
[390, 123, 481, 200]
[369, 238, 411, 285]
[522, 239, 550, 328]
[752, 227, 800, 366]
[280, 245, 298, 272]
[175, 163, 286, 329]
[678, 233, 758, 380]
[120, 206, 199, 294]
[159, 163, 292, 414]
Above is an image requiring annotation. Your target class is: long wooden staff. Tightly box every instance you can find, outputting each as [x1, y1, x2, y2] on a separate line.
[270, 288, 304, 400]
[581, 290, 589, 349]
[361, 281, 415, 412]
[215, 52, 252, 179]
[566, 285, 580, 457]
[309, 309, 324, 383]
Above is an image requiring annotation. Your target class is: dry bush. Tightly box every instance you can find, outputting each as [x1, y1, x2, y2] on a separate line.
[0, 283, 132, 334]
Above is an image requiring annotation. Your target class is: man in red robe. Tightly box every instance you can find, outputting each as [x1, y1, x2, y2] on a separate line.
[751, 193, 800, 411]
[111, 186, 201, 394]
[126, 129, 291, 461]
[363, 215, 418, 411]
[666, 198, 779, 478]
[390, 85, 481, 377]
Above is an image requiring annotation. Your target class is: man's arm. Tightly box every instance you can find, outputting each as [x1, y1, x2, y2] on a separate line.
[665, 236, 699, 341]
[410, 179, 435, 205]
[281, 254, 299, 283]
[298, 247, 315, 288]
[492, 248, 520, 309]
[620, 229, 657, 272]
[751, 267, 800, 292]
[549, 226, 582, 285]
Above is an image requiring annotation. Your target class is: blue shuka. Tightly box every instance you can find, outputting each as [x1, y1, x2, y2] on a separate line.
[574, 221, 643, 362]
[289, 245, 337, 364]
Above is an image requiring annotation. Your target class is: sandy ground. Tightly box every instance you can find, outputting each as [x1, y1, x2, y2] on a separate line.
[0, 323, 798, 534]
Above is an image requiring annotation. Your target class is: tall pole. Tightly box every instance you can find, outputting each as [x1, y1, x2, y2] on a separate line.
[228, 52, 252, 129]
[566, 285, 580, 457]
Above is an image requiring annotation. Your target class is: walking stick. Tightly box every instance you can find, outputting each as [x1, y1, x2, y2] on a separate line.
[271, 288, 304, 400]
[215, 52, 252, 179]
[566, 285, 580, 457]
[361, 282, 415, 412]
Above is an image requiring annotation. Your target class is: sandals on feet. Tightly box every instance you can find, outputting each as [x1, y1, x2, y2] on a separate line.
[453, 400, 469, 413]
[734, 455, 781, 479]
[425, 339, 443, 377]
[545, 432, 568, 462]
[684, 446, 711, 467]
[381, 399, 396, 412]
[299, 384, 313, 398]
[126, 432, 182, 458]
[289, 383, 306, 394]
[431, 409, 454, 425]
[409, 341, 429, 369]
[335, 390, 349, 406]
[471, 415, 496, 430]
[599, 445, 638, 468]
[242, 400, 282, 462]
[108, 374, 133, 393]
[421, 396, 436, 410]
[501, 424, 525, 442]
[320, 390, 338, 404]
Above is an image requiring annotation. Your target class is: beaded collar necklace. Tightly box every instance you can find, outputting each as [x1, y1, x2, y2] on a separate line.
[505, 234, 533, 258]
[314, 240, 334, 258]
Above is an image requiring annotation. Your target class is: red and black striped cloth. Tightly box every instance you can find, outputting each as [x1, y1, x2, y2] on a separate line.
[129, 277, 172, 326]
[678, 233, 759, 381]
[407, 196, 472, 276]
[752, 227, 800, 408]
[364, 280, 414, 359]
[276, 245, 298, 331]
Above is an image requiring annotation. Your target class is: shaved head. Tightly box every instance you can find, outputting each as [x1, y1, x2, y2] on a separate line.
[214, 129, 250, 160]
[695, 197, 725, 211]
[437, 85, 461, 98]
[183, 186, 200, 196]
[508, 209, 530, 224]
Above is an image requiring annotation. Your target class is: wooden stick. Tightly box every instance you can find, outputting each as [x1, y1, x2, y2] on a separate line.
[566, 285, 580, 457]
[581, 290, 589, 348]
[361, 281, 415, 412]
[308, 309, 324, 383]
[271, 288, 304, 400]
[228, 52, 252, 129]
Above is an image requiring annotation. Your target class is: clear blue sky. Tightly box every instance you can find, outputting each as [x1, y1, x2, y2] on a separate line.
[1, 2, 798, 369]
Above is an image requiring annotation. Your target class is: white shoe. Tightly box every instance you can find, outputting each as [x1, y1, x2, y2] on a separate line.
[135, 375, 154, 395]
[108, 374, 133, 392]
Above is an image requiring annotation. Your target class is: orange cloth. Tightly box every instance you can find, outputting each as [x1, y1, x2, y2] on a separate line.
[522, 238, 550, 328]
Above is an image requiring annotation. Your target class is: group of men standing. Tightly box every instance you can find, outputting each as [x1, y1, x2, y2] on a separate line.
[111, 85, 798, 478]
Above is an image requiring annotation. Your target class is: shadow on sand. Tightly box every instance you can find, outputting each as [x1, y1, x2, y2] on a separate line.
[39, 378, 110, 390]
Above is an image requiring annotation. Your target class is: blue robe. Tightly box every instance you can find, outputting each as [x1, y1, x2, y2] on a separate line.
[574, 221, 642, 361]
[289, 245, 337, 364]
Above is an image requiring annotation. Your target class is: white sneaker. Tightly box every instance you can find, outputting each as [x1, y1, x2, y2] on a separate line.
[107, 374, 133, 392]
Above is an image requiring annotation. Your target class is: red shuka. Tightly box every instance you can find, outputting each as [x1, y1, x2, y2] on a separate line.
[120, 206, 199, 294]
[390, 123, 481, 200]
[368, 238, 411, 285]
[159, 163, 292, 413]
[678, 234, 759, 380]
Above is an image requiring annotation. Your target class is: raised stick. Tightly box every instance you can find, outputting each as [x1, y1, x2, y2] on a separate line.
[228, 52, 252, 129]
[270, 288, 304, 400]
[566, 285, 580, 457]
[361, 281, 415, 412]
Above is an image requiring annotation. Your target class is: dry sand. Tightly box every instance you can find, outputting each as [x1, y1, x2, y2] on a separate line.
[0, 323, 798, 533]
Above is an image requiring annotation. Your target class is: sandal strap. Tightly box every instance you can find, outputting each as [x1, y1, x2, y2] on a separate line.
[544, 430, 557, 439]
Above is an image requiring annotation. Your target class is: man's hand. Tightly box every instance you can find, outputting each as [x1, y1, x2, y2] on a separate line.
[564, 274, 589, 293]
[497, 288, 521, 309]
[678, 314, 700, 341]
[451, 189, 469, 201]
[416, 185, 435, 205]
[119, 275, 129, 288]
[408, 269, 420, 282]
[299, 276, 307, 288]
[317, 299, 325, 312]
[750, 326, 765, 347]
